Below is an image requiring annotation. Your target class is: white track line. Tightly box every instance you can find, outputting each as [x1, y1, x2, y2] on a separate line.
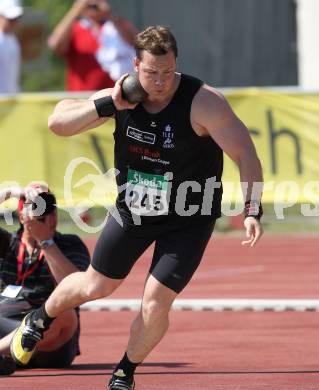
[196, 265, 265, 279]
[81, 299, 319, 312]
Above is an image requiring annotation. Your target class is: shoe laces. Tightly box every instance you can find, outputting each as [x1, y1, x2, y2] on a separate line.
[109, 377, 134, 390]
[21, 325, 43, 351]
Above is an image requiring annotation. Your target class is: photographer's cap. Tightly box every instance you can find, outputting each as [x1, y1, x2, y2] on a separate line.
[31, 192, 57, 216]
[18, 191, 57, 217]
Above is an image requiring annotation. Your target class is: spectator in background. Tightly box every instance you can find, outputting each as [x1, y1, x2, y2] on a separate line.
[48, 0, 137, 91]
[0, 0, 23, 94]
[0, 184, 90, 375]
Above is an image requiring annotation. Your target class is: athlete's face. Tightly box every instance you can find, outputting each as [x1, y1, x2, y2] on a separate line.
[135, 50, 177, 101]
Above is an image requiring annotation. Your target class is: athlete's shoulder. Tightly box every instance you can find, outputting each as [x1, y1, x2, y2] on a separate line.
[192, 83, 234, 126]
[180, 72, 225, 105]
[194, 83, 228, 108]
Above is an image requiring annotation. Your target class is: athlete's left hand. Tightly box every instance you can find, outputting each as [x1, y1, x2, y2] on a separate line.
[241, 217, 263, 247]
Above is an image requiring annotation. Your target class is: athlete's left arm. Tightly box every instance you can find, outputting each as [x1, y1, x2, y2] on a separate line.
[191, 85, 264, 246]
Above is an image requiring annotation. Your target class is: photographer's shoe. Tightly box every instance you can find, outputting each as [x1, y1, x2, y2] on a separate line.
[108, 370, 135, 390]
[0, 355, 16, 375]
[10, 312, 44, 366]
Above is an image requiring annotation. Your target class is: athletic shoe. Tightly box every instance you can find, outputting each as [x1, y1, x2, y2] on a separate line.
[0, 355, 16, 375]
[108, 370, 135, 390]
[10, 312, 44, 366]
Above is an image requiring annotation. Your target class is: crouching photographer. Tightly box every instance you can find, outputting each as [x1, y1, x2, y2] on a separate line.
[0, 184, 90, 375]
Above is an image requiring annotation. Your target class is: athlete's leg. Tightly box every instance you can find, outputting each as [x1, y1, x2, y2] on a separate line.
[127, 274, 177, 362]
[127, 219, 215, 361]
[109, 220, 215, 389]
[41, 212, 156, 318]
[108, 275, 176, 390]
[44, 266, 122, 318]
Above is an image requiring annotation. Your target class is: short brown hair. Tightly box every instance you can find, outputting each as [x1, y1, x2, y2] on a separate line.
[134, 26, 178, 60]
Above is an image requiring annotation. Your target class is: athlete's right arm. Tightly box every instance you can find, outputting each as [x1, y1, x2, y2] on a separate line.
[48, 75, 136, 137]
[48, 89, 112, 137]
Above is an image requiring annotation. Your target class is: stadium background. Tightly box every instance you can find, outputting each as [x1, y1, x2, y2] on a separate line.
[1, 0, 318, 234]
[1, 2, 319, 389]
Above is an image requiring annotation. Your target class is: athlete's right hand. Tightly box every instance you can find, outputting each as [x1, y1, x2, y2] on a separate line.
[111, 74, 138, 111]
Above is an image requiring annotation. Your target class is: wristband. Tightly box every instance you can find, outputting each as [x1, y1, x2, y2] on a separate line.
[244, 200, 263, 220]
[94, 96, 116, 118]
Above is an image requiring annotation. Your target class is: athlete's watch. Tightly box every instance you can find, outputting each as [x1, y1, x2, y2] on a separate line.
[38, 238, 55, 250]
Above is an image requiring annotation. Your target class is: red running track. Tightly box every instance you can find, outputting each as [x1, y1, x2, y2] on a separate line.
[84, 234, 319, 299]
[2, 234, 319, 389]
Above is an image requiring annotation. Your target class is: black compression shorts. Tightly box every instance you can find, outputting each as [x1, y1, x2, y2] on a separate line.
[91, 214, 215, 293]
[0, 317, 79, 368]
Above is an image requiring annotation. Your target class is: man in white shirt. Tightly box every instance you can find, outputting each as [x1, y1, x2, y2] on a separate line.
[0, 0, 23, 94]
[96, 18, 136, 82]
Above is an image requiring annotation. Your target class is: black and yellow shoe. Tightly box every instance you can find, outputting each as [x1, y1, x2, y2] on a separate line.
[10, 312, 44, 366]
[108, 370, 135, 390]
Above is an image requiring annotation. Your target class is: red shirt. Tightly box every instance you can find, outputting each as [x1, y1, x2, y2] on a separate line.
[65, 20, 115, 91]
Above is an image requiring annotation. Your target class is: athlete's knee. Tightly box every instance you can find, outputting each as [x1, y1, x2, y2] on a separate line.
[82, 267, 122, 300]
[83, 280, 116, 300]
[141, 277, 177, 324]
[141, 299, 171, 324]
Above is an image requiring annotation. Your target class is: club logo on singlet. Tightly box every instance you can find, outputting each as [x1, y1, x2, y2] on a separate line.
[162, 124, 175, 149]
[127, 126, 156, 145]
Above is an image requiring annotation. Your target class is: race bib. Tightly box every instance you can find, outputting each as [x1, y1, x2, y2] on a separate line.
[125, 169, 169, 216]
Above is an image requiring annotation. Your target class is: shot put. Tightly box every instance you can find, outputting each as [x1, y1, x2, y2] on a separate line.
[121, 72, 148, 104]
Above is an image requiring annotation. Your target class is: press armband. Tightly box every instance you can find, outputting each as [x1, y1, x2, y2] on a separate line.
[94, 96, 116, 118]
[244, 200, 263, 220]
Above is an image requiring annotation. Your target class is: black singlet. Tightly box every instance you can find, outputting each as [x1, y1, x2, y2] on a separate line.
[113, 73, 223, 224]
